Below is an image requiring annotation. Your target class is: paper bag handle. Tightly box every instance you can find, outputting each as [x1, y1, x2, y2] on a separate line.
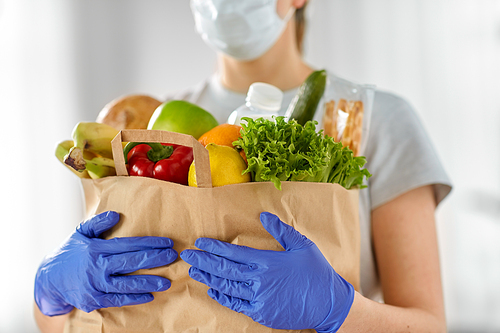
[111, 129, 212, 188]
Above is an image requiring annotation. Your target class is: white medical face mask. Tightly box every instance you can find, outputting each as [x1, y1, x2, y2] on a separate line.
[190, 0, 296, 61]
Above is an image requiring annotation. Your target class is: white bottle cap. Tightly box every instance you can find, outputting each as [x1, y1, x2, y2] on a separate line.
[245, 82, 283, 112]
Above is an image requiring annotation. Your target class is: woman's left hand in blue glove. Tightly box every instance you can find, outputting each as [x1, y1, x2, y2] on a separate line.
[180, 212, 355, 332]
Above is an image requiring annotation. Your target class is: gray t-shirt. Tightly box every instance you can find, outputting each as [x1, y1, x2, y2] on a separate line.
[161, 72, 452, 301]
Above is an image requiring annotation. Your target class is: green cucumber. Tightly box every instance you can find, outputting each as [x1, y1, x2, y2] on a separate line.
[285, 69, 327, 126]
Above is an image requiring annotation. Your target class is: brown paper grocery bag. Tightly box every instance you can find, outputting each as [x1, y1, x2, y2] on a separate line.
[65, 130, 360, 333]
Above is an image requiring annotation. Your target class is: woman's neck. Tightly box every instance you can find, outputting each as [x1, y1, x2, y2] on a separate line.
[217, 22, 314, 94]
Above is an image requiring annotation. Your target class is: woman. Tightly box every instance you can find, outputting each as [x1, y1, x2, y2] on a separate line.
[34, 0, 452, 332]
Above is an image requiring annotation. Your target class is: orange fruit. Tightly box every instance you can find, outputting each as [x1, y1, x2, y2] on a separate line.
[198, 124, 247, 163]
[198, 123, 242, 148]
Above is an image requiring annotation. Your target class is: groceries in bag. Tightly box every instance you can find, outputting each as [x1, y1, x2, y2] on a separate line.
[72, 128, 362, 332]
[56, 93, 370, 189]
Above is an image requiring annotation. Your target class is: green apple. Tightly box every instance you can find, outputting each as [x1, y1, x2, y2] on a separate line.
[148, 100, 219, 139]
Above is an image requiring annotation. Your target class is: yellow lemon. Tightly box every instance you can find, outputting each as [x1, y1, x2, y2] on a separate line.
[188, 143, 251, 187]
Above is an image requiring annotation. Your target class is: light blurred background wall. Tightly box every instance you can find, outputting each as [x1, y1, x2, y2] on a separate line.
[0, 0, 499, 332]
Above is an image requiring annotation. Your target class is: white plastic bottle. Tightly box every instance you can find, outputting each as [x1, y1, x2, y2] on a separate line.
[227, 82, 283, 125]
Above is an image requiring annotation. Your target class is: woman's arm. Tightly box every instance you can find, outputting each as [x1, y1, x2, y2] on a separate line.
[34, 302, 68, 333]
[339, 185, 446, 332]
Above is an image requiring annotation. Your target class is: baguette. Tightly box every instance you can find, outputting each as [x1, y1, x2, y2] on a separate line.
[321, 98, 364, 156]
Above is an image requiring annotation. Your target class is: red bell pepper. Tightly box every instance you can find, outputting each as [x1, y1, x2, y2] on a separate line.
[123, 142, 193, 185]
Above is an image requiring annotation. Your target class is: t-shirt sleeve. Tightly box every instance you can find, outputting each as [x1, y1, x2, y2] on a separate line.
[364, 90, 452, 210]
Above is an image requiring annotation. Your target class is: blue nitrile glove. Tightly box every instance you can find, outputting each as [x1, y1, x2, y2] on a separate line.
[180, 212, 354, 332]
[34, 211, 177, 316]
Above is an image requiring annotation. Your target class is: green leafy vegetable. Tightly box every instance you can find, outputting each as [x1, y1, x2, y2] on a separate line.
[233, 116, 371, 190]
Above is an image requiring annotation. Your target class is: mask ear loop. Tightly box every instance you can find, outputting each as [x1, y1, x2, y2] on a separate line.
[282, 6, 297, 23]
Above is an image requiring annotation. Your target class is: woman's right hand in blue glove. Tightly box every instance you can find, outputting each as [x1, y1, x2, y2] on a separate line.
[34, 211, 177, 316]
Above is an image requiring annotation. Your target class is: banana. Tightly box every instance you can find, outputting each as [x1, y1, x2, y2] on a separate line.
[64, 146, 87, 171]
[88, 156, 115, 168]
[55, 140, 76, 161]
[71, 122, 119, 159]
[57, 121, 120, 179]
[86, 163, 116, 179]
[55, 140, 90, 178]
[64, 146, 116, 179]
